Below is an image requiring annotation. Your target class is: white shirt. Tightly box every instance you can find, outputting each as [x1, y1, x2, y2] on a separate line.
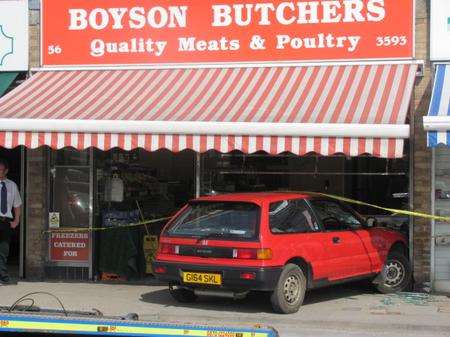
[0, 178, 22, 219]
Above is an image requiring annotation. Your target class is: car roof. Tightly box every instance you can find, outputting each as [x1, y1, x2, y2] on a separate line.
[193, 192, 314, 205]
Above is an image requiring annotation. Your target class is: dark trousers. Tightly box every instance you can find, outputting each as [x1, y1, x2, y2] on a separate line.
[0, 219, 11, 281]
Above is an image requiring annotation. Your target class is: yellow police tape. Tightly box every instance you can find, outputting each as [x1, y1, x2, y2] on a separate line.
[42, 217, 171, 234]
[43, 191, 450, 235]
[295, 191, 450, 222]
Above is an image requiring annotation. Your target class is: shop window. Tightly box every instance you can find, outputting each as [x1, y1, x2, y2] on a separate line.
[95, 148, 195, 221]
[344, 156, 390, 173]
[50, 148, 91, 229]
[52, 148, 90, 166]
[94, 148, 196, 280]
[201, 150, 409, 221]
[52, 166, 90, 228]
[388, 158, 409, 173]
[47, 147, 197, 280]
[317, 156, 345, 173]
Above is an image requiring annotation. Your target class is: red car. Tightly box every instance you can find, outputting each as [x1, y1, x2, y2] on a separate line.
[153, 192, 411, 314]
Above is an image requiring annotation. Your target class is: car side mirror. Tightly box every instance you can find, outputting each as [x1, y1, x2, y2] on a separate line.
[366, 217, 378, 228]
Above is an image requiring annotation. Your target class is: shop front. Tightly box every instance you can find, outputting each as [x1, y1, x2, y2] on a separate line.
[423, 64, 450, 292]
[421, 0, 450, 293]
[0, 0, 420, 281]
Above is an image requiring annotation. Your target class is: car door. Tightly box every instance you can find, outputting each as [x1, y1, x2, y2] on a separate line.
[267, 198, 332, 281]
[308, 199, 373, 280]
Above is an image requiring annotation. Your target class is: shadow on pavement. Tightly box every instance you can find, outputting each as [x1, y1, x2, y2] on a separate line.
[304, 281, 377, 305]
[140, 288, 273, 313]
[139, 281, 377, 314]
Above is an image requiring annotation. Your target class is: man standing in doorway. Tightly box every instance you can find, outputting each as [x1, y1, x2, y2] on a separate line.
[0, 158, 22, 285]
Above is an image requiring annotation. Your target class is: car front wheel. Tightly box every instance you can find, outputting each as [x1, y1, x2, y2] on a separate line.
[376, 252, 411, 294]
[270, 264, 306, 314]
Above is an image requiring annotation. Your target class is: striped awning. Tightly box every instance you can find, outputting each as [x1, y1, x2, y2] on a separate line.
[424, 64, 450, 147]
[0, 64, 417, 158]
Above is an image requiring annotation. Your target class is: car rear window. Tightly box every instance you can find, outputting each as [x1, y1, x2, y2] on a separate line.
[164, 201, 260, 241]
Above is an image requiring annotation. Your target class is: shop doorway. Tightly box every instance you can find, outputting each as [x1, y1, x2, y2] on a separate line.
[0, 146, 24, 280]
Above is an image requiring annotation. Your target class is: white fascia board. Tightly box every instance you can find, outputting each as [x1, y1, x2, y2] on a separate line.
[0, 119, 410, 139]
[31, 60, 424, 72]
[423, 116, 450, 131]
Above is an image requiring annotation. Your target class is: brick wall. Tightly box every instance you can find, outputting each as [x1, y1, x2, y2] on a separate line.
[412, 0, 432, 290]
[29, 9, 40, 68]
[22, 7, 47, 280]
[24, 148, 48, 280]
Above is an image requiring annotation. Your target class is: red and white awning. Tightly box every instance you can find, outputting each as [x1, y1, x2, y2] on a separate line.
[0, 64, 417, 158]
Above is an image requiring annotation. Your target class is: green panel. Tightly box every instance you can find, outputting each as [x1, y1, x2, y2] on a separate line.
[0, 72, 18, 97]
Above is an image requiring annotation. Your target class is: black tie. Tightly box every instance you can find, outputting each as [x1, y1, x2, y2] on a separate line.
[1, 182, 6, 214]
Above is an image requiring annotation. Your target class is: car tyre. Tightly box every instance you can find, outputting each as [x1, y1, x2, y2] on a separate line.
[169, 284, 197, 303]
[376, 252, 411, 294]
[270, 264, 306, 314]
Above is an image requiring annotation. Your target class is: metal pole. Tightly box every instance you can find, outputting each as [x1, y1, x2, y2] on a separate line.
[430, 148, 436, 289]
[215, 170, 406, 176]
[19, 146, 25, 279]
[409, 100, 415, 268]
[195, 152, 201, 198]
[89, 148, 94, 280]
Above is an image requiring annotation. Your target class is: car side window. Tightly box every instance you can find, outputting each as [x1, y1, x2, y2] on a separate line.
[310, 200, 362, 231]
[269, 199, 318, 234]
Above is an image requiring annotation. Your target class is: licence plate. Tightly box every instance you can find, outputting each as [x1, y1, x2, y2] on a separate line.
[182, 272, 222, 285]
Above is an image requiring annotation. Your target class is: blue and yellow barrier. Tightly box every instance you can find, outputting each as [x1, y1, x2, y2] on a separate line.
[0, 312, 278, 337]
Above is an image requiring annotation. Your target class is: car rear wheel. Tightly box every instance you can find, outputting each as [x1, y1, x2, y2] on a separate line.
[376, 252, 411, 294]
[169, 284, 197, 303]
[270, 264, 306, 314]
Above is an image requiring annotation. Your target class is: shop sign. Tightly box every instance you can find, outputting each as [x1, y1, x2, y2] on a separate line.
[50, 232, 90, 263]
[0, 0, 28, 71]
[41, 0, 414, 68]
[431, 0, 450, 60]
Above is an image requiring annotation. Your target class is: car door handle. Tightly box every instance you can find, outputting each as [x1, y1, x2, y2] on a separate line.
[332, 237, 341, 244]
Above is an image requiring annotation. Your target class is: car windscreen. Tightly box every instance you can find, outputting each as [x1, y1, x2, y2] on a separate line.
[164, 201, 260, 241]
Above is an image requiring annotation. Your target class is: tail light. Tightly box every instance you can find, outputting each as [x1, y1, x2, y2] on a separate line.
[233, 248, 256, 259]
[233, 248, 272, 260]
[158, 243, 179, 255]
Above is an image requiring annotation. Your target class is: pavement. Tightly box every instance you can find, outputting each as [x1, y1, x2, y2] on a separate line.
[1, 280, 450, 336]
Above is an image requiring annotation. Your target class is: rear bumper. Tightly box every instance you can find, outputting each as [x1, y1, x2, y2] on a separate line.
[152, 260, 282, 291]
